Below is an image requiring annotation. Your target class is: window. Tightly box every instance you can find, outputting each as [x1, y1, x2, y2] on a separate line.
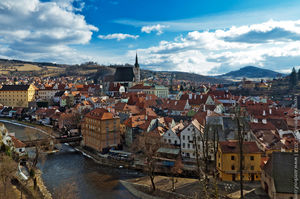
[187, 144, 190, 148]
[231, 165, 235, 170]
[231, 156, 235, 160]
[187, 136, 190, 140]
[183, 143, 185, 148]
[251, 166, 254, 170]
[250, 156, 254, 161]
[218, 163, 220, 167]
[182, 135, 185, 140]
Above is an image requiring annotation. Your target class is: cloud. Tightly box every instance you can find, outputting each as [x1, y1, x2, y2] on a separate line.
[52, 0, 85, 12]
[0, 0, 97, 63]
[141, 24, 168, 35]
[130, 19, 300, 75]
[98, 33, 139, 41]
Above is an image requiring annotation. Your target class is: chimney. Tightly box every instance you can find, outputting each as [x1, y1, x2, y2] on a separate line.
[263, 110, 266, 116]
[269, 108, 272, 115]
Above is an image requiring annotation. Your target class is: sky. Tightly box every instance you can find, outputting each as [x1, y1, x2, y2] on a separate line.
[1, 0, 300, 75]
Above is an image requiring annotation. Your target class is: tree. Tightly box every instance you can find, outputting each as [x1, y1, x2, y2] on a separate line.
[234, 105, 248, 199]
[170, 158, 183, 191]
[298, 68, 300, 82]
[25, 128, 55, 190]
[290, 67, 297, 88]
[132, 132, 162, 192]
[0, 155, 17, 198]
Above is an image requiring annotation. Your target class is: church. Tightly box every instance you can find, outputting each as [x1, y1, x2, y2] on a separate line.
[114, 53, 140, 83]
[105, 53, 141, 96]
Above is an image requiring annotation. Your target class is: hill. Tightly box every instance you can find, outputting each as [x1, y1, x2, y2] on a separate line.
[217, 66, 284, 80]
[0, 58, 230, 83]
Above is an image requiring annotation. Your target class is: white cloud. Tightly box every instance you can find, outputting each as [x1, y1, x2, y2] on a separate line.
[141, 24, 168, 35]
[98, 33, 139, 41]
[0, 0, 97, 64]
[131, 19, 300, 75]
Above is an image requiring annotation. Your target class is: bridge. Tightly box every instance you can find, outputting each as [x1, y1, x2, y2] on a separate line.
[22, 136, 83, 148]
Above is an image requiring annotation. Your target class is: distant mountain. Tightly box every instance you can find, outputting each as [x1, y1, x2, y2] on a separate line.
[217, 66, 284, 80]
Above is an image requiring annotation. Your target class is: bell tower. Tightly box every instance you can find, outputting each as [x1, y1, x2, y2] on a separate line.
[134, 52, 140, 82]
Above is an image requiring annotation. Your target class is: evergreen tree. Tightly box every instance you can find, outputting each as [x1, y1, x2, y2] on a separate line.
[290, 67, 297, 87]
[298, 68, 300, 81]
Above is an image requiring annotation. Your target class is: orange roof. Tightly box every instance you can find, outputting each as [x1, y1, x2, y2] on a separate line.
[10, 136, 26, 148]
[85, 108, 114, 120]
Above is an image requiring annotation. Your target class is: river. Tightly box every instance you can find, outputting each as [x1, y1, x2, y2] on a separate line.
[3, 121, 140, 199]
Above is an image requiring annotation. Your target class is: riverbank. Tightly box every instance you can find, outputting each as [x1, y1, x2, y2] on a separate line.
[0, 118, 56, 138]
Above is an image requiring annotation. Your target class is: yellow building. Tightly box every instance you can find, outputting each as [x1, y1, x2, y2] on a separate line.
[82, 108, 120, 152]
[216, 140, 262, 181]
[0, 85, 36, 107]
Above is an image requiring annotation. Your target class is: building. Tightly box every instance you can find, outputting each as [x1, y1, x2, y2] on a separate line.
[111, 53, 141, 91]
[216, 141, 262, 181]
[128, 83, 169, 98]
[162, 123, 184, 146]
[82, 108, 120, 152]
[261, 151, 300, 199]
[38, 83, 62, 100]
[180, 119, 204, 159]
[0, 84, 36, 107]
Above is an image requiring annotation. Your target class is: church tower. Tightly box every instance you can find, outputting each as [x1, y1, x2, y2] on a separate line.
[134, 52, 140, 82]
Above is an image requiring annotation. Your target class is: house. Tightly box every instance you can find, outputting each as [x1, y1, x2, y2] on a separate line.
[82, 108, 120, 152]
[162, 123, 184, 146]
[10, 136, 26, 156]
[38, 83, 61, 100]
[180, 119, 204, 159]
[216, 141, 262, 181]
[124, 115, 149, 146]
[261, 151, 300, 199]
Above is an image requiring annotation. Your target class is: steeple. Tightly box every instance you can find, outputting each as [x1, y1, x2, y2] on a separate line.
[134, 52, 139, 68]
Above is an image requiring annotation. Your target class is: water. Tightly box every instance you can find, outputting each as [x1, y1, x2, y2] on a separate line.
[3, 121, 140, 199]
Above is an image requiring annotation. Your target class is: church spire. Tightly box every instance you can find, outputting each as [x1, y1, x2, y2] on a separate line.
[135, 52, 139, 68]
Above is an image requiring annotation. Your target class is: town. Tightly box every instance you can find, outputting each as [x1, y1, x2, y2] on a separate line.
[0, 54, 299, 199]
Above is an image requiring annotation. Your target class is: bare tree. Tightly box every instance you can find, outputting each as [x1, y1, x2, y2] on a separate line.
[0, 154, 17, 198]
[24, 128, 54, 190]
[234, 105, 248, 199]
[170, 158, 183, 191]
[132, 132, 162, 192]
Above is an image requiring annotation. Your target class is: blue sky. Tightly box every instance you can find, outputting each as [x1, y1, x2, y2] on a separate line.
[1, 0, 300, 75]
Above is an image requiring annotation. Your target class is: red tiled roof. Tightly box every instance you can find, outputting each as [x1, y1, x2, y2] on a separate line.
[250, 122, 277, 131]
[10, 136, 25, 148]
[219, 140, 261, 154]
[85, 108, 114, 120]
[129, 84, 152, 90]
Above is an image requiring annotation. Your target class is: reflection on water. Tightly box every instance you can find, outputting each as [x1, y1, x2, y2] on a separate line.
[40, 145, 139, 199]
[3, 121, 140, 199]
